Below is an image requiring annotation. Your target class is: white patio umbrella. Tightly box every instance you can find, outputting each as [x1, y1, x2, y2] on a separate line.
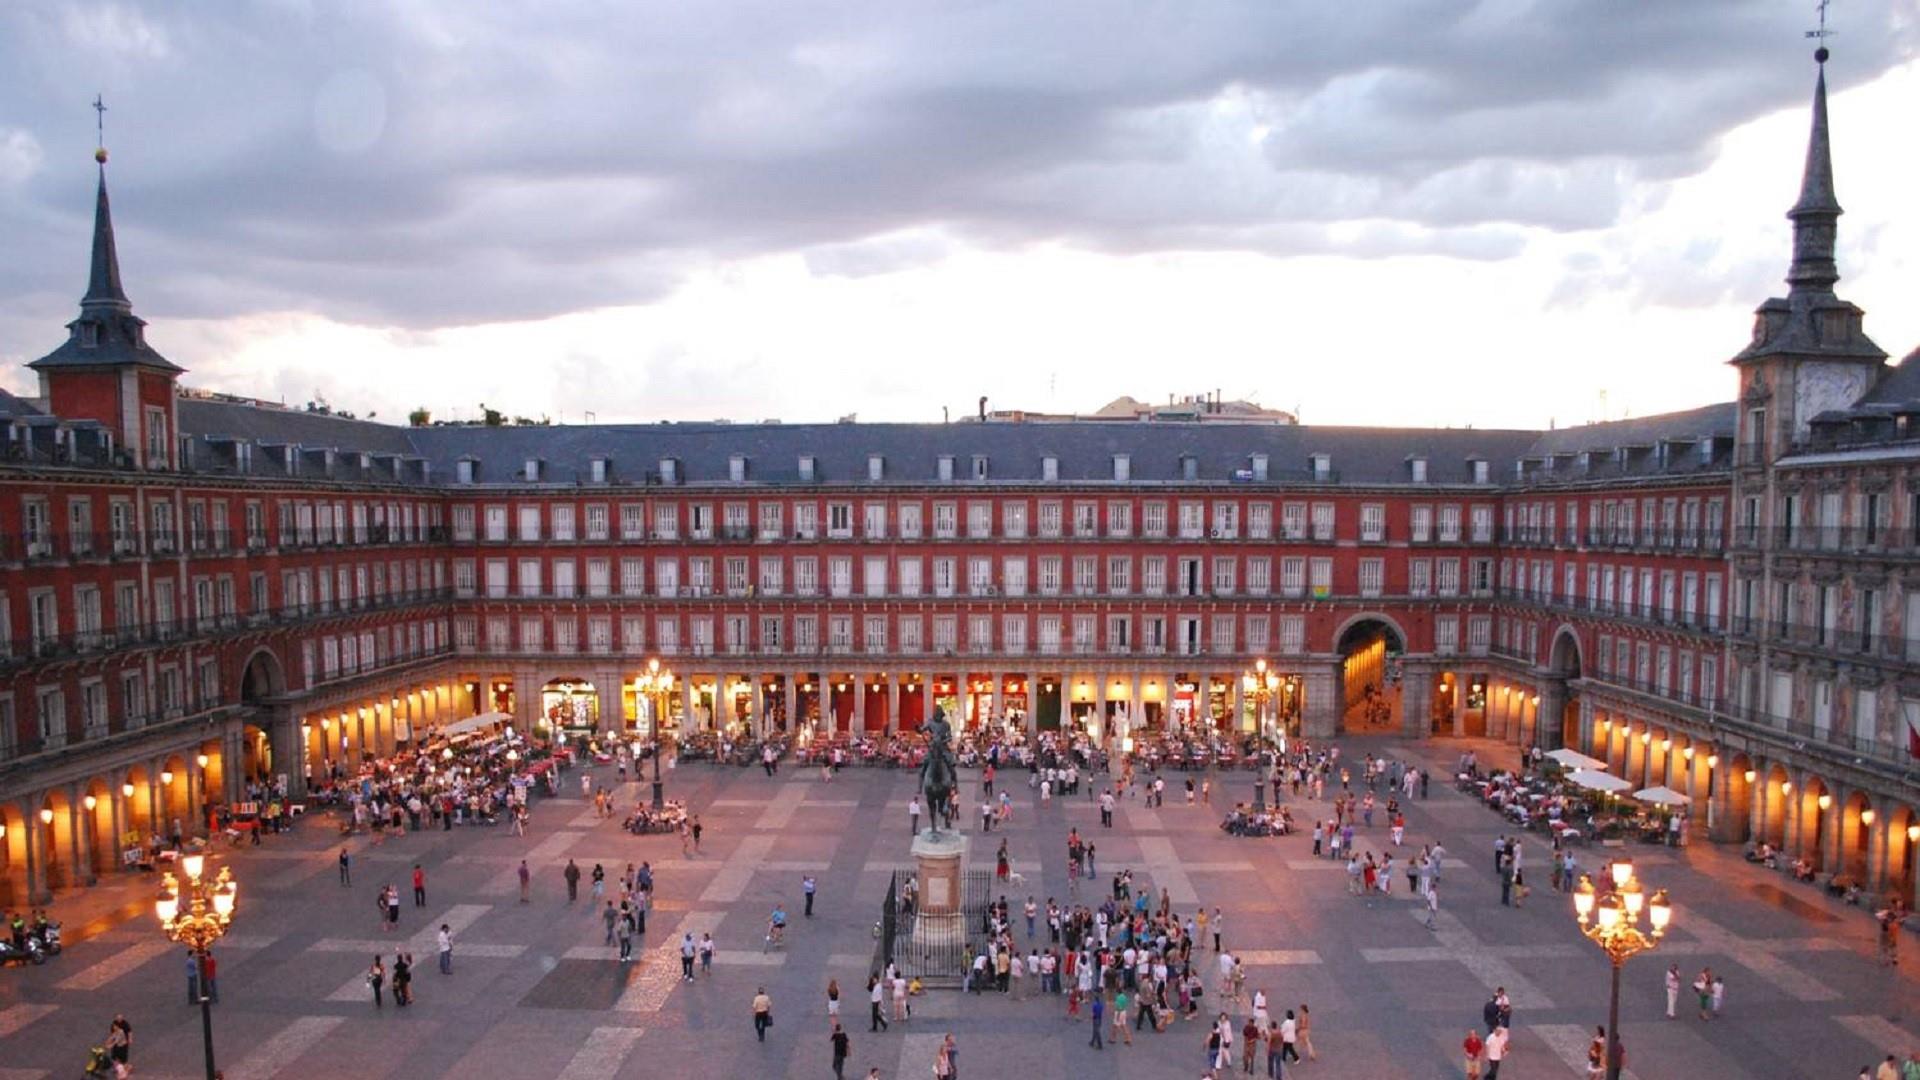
[1633, 785, 1692, 807]
[1545, 748, 1607, 771]
[1567, 768, 1632, 794]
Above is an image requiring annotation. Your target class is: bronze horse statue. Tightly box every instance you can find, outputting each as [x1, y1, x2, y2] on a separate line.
[919, 705, 958, 835]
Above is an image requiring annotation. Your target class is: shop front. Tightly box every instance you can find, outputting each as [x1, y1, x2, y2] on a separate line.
[541, 678, 599, 739]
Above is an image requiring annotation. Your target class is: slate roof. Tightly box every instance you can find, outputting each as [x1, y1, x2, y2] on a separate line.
[0, 389, 44, 420]
[398, 420, 1538, 487]
[29, 170, 183, 374]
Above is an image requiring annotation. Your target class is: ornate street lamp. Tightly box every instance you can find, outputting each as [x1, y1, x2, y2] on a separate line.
[639, 658, 674, 810]
[1572, 859, 1671, 1080]
[156, 853, 237, 1080]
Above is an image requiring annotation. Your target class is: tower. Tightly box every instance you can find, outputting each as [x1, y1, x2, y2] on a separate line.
[27, 139, 185, 468]
[1729, 47, 1886, 467]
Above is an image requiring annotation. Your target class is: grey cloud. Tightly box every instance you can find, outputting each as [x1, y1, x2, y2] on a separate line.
[0, 0, 1913, 338]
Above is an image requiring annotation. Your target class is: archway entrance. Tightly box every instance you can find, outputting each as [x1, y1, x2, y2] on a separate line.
[1337, 619, 1404, 733]
[1547, 630, 1583, 750]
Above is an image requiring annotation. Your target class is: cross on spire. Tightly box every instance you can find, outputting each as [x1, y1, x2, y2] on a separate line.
[1806, 0, 1834, 46]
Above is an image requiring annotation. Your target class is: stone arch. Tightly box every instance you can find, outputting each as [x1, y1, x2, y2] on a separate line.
[1334, 614, 1407, 734]
[81, 777, 114, 877]
[1721, 752, 1755, 844]
[1761, 763, 1791, 849]
[0, 801, 27, 905]
[1840, 791, 1874, 883]
[239, 647, 286, 704]
[39, 789, 75, 890]
[123, 764, 155, 843]
[1798, 774, 1834, 872]
[1884, 804, 1919, 904]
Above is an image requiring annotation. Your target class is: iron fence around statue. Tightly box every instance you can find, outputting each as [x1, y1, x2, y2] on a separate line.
[876, 868, 992, 987]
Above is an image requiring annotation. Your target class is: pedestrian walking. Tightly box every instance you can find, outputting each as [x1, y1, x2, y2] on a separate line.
[564, 859, 582, 902]
[826, 978, 842, 1028]
[517, 860, 531, 903]
[1664, 963, 1680, 1019]
[367, 956, 385, 1009]
[339, 848, 351, 886]
[909, 795, 922, 836]
[869, 973, 890, 1031]
[1484, 1024, 1509, 1078]
[804, 875, 818, 917]
[618, 917, 634, 962]
[437, 924, 453, 974]
[681, 933, 696, 979]
[1423, 882, 1440, 930]
[1298, 1003, 1316, 1062]
[700, 931, 715, 975]
[830, 1022, 850, 1080]
[753, 987, 774, 1042]
[592, 863, 606, 901]
[1462, 1029, 1484, 1080]
[412, 864, 426, 907]
[604, 901, 619, 944]
[1088, 992, 1105, 1049]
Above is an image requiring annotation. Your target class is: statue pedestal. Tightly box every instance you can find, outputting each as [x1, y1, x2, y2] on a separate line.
[909, 829, 970, 962]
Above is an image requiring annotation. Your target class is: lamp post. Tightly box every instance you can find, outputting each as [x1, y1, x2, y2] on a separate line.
[1244, 659, 1282, 809]
[156, 853, 237, 1080]
[638, 659, 674, 810]
[1572, 859, 1671, 1080]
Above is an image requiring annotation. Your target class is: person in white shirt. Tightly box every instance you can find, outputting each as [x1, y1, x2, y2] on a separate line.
[1664, 963, 1680, 1019]
[1252, 988, 1269, 1027]
[1279, 1010, 1299, 1062]
[1485, 1025, 1510, 1078]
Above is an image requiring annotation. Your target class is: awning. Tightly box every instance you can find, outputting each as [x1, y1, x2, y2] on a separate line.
[436, 711, 511, 739]
[1568, 769, 1632, 793]
[1546, 748, 1608, 771]
[1633, 785, 1692, 807]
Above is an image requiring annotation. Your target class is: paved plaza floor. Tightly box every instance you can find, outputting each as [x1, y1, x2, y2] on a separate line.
[2, 735, 1917, 1079]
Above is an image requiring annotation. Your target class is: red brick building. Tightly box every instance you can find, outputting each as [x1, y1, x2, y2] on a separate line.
[2, 52, 1914, 907]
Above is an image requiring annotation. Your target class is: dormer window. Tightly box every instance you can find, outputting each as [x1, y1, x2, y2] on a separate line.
[79, 323, 99, 349]
[1112, 454, 1130, 482]
[1310, 453, 1331, 481]
[798, 455, 817, 482]
[1698, 439, 1714, 463]
[868, 454, 885, 482]
[1180, 455, 1199, 482]
[1578, 451, 1593, 474]
[1409, 457, 1428, 483]
[659, 457, 679, 484]
[456, 459, 476, 484]
[729, 455, 748, 483]
[1471, 459, 1489, 485]
[1250, 453, 1269, 482]
[971, 455, 988, 481]
[938, 455, 955, 482]
[1042, 455, 1059, 482]
[524, 458, 542, 482]
[590, 457, 609, 483]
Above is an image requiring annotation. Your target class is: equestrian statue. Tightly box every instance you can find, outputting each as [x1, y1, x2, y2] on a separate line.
[918, 705, 957, 836]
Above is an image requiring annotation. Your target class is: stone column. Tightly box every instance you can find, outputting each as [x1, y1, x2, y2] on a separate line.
[856, 674, 870, 734]
[1577, 700, 1596, 757]
[70, 785, 96, 887]
[1866, 798, 1889, 894]
[1400, 664, 1432, 740]
[25, 800, 50, 903]
[1453, 678, 1468, 736]
[1302, 665, 1338, 739]
[1782, 770, 1805, 858]
[784, 677, 798, 735]
[988, 670, 1004, 729]
[682, 679, 696, 733]
[887, 677, 901, 735]
[1229, 674, 1244, 735]
[1536, 682, 1566, 750]
[110, 772, 129, 874]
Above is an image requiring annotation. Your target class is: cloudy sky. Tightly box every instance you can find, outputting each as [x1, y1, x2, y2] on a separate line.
[1, 1, 1916, 429]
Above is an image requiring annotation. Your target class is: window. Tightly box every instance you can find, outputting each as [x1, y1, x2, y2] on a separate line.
[1003, 501, 1028, 539]
[1211, 557, 1236, 595]
[1246, 503, 1271, 540]
[691, 504, 715, 540]
[551, 504, 576, 541]
[758, 557, 783, 595]
[1281, 503, 1306, 540]
[1310, 503, 1334, 541]
[653, 503, 679, 540]
[863, 502, 887, 539]
[1107, 556, 1132, 595]
[1358, 558, 1383, 598]
[621, 559, 645, 596]
[1039, 501, 1063, 538]
[1246, 558, 1270, 595]
[1143, 502, 1167, 538]
[1435, 616, 1459, 655]
[1103, 501, 1128, 538]
[933, 503, 957, 539]
[967, 501, 992, 538]
[1360, 504, 1385, 542]
[517, 505, 541, 541]
[1038, 556, 1063, 595]
[1309, 558, 1332, 598]
[757, 502, 783, 540]
[1178, 502, 1204, 539]
[898, 502, 922, 539]
[585, 504, 609, 540]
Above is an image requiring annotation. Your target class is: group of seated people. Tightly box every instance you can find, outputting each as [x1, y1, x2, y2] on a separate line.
[1219, 803, 1296, 837]
[622, 800, 688, 834]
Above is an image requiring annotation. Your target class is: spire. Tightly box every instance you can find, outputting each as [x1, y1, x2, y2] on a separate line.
[82, 164, 131, 312]
[1785, 48, 1841, 295]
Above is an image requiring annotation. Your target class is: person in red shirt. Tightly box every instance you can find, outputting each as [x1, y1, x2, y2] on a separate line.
[1462, 1028, 1484, 1079]
[412, 864, 426, 907]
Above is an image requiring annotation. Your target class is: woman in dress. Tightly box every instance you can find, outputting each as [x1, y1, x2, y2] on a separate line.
[368, 956, 386, 1008]
[825, 977, 840, 1028]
